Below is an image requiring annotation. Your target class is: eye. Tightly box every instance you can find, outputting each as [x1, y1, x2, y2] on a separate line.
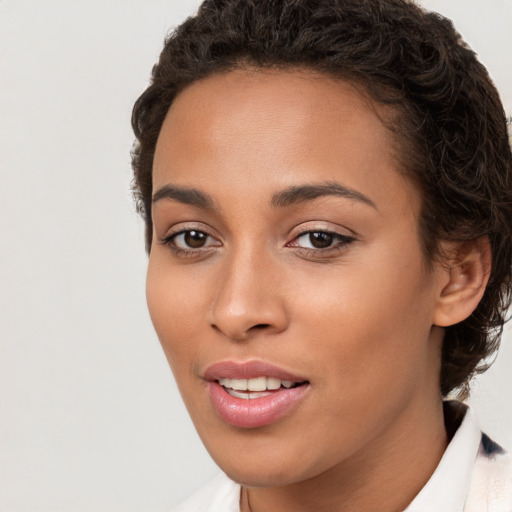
[289, 230, 355, 251]
[172, 230, 212, 249]
[298, 232, 336, 249]
[161, 229, 221, 254]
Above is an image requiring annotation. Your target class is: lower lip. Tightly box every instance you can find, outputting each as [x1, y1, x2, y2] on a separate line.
[207, 381, 309, 428]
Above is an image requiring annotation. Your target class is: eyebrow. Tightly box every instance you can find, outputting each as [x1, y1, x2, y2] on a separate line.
[152, 184, 216, 209]
[271, 181, 377, 209]
[152, 181, 377, 210]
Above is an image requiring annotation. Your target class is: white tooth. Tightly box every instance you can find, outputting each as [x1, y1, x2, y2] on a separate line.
[227, 389, 250, 399]
[247, 376, 267, 391]
[231, 378, 248, 391]
[248, 391, 272, 399]
[282, 380, 293, 388]
[266, 377, 281, 390]
[227, 389, 272, 399]
[219, 378, 231, 388]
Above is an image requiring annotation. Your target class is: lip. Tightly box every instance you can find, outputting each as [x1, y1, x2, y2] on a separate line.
[203, 360, 308, 382]
[204, 360, 310, 428]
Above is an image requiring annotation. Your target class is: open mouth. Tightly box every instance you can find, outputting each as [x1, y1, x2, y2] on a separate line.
[205, 361, 310, 427]
[217, 376, 308, 400]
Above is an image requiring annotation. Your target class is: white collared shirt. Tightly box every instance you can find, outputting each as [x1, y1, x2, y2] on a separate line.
[406, 405, 512, 511]
[173, 404, 512, 512]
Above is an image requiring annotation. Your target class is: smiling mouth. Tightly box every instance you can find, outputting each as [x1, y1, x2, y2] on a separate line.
[218, 376, 307, 399]
[204, 361, 311, 427]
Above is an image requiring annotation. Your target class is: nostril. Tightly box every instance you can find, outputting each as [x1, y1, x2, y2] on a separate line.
[209, 322, 271, 339]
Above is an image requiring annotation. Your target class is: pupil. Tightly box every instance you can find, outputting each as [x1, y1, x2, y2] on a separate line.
[309, 232, 333, 248]
[184, 230, 206, 248]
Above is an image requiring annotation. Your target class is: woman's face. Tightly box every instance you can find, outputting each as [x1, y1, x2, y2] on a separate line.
[147, 70, 446, 486]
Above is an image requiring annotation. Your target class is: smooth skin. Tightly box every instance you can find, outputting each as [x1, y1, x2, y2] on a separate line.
[147, 70, 490, 512]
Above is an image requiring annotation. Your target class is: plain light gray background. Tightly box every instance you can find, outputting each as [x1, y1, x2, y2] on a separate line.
[0, 1, 511, 510]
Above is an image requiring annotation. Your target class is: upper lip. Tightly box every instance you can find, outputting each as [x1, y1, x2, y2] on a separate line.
[203, 360, 308, 383]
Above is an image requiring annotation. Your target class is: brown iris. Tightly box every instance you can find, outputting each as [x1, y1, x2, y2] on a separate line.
[309, 232, 333, 248]
[184, 230, 208, 248]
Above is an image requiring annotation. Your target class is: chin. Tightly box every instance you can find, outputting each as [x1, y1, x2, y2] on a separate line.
[220, 461, 303, 488]
[201, 430, 326, 489]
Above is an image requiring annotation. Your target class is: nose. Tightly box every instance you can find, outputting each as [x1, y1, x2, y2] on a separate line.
[208, 247, 289, 341]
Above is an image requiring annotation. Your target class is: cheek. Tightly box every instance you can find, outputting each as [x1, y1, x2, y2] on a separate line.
[282, 255, 437, 455]
[145, 257, 205, 373]
[290, 247, 435, 387]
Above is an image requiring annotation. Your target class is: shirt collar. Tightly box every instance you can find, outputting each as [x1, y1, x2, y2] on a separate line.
[405, 402, 482, 512]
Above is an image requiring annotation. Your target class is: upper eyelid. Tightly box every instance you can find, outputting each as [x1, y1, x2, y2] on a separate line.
[163, 222, 219, 238]
[294, 230, 353, 239]
[166, 228, 220, 243]
[288, 222, 356, 239]
[159, 222, 356, 245]
[288, 230, 355, 246]
[162, 230, 352, 258]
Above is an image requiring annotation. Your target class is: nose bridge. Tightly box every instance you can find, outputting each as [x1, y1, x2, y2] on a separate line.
[209, 240, 288, 340]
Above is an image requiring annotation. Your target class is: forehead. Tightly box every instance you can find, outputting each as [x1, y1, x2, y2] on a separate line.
[157, 69, 391, 162]
[153, 69, 418, 216]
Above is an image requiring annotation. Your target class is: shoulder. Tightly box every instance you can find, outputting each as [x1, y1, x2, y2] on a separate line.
[465, 432, 512, 512]
[171, 473, 240, 512]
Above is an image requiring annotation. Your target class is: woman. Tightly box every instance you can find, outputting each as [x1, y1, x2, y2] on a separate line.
[131, 0, 512, 510]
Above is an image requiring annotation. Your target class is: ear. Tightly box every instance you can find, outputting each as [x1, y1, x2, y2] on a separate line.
[433, 237, 491, 327]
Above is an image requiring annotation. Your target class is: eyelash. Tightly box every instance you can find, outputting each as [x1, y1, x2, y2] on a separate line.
[288, 230, 356, 258]
[159, 228, 356, 259]
[160, 228, 220, 258]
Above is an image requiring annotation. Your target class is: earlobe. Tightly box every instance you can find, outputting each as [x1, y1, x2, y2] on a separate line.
[433, 237, 491, 327]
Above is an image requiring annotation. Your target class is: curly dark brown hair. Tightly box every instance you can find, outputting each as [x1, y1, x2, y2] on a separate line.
[131, 0, 512, 397]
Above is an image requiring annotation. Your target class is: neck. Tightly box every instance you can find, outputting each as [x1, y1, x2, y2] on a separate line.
[241, 398, 448, 512]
